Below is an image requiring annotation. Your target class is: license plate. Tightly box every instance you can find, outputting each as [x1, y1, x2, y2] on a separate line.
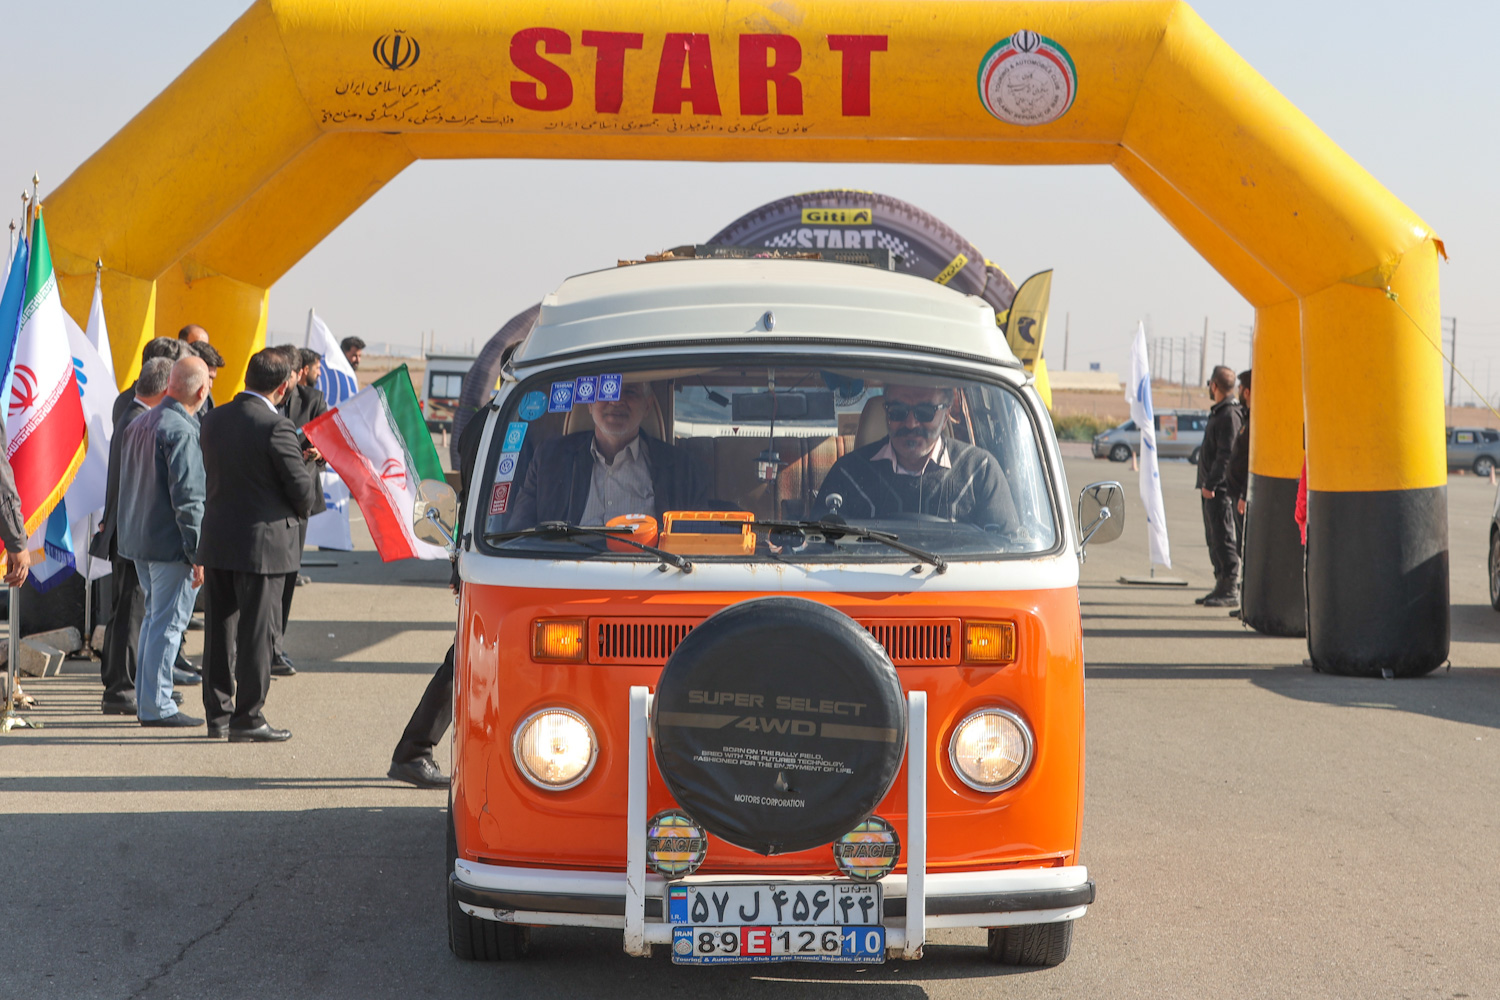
[667, 882, 881, 927]
[670, 925, 887, 965]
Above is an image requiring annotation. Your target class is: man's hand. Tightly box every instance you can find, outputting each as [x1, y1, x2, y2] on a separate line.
[303, 446, 322, 463]
[191, 564, 204, 589]
[1237, 498, 1247, 516]
[1201, 487, 1214, 499]
[3, 547, 30, 588]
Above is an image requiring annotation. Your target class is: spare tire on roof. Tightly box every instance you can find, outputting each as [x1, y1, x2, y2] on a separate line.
[652, 597, 906, 856]
[451, 302, 540, 467]
[707, 189, 1016, 319]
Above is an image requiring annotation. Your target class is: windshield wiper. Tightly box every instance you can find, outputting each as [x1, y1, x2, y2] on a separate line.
[484, 521, 692, 573]
[750, 519, 947, 574]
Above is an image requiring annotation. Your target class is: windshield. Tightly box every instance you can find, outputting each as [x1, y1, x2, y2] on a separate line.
[477, 360, 1058, 562]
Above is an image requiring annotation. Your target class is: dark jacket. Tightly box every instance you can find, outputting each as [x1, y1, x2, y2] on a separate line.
[507, 430, 710, 530]
[112, 385, 136, 425]
[1226, 406, 1250, 501]
[0, 426, 26, 554]
[116, 398, 206, 565]
[198, 393, 317, 575]
[90, 396, 150, 560]
[278, 383, 330, 516]
[816, 437, 1019, 526]
[1196, 397, 1244, 492]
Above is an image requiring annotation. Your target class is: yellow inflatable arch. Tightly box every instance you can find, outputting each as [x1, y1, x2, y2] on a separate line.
[47, 0, 1446, 675]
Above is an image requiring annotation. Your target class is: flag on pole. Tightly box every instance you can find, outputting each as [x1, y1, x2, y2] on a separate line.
[302, 364, 446, 561]
[8, 210, 87, 543]
[1126, 321, 1171, 568]
[306, 311, 358, 406]
[86, 268, 116, 388]
[0, 235, 28, 403]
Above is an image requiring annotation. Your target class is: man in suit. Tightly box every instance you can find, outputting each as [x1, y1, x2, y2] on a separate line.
[507, 381, 709, 529]
[187, 339, 223, 417]
[112, 338, 188, 425]
[91, 357, 173, 715]
[198, 349, 317, 742]
[117, 357, 211, 728]
[269, 346, 328, 676]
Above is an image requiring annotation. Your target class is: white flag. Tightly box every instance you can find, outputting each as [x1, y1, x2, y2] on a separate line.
[1126, 322, 1171, 568]
[304, 471, 353, 551]
[62, 310, 114, 579]
[86, 270, 116, 389]
[305, 310, 358, 407]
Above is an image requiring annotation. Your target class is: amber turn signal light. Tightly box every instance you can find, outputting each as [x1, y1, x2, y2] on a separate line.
[964, 621, 1016, 664]
[533, 619, 588, 662]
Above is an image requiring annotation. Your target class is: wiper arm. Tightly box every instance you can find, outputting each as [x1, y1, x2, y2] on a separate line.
[484, 521, 692, 573]
[751, 519, 947, 574]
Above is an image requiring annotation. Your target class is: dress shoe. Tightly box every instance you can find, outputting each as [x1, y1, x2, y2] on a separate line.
[172, 690, 184, 705]
[175, 652, 200, 674]
[141, 712, 204, 728]
[102, 696, 138, 716]
[296, 574, 311, 586]
[206, 723, 228, 739]
[172, 666, 202, 686]
[271, 653, 296, 677]
[1203, 591, 1240, 608]
[388, 757, 449, 788]
[229, 722, 292, 743]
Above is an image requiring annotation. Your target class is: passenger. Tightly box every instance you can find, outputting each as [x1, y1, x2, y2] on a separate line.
[816, 384, 1018, 526]
[507, 381, 710, 529]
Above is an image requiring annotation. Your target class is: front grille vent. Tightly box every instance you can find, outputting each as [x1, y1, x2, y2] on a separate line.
[862, 619, 960, 665]
[588, 616, 964, 666]
[593, 618, 698, 664]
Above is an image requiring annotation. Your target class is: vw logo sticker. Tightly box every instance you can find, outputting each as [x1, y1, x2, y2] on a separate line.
[598, 374, 622, 402]
[495, 451, 520, 483]
[517, 391, 547, 421]
[977, 30, 1077, 126]
[573, 376, 599, 405]
[547, 381, 576, 413]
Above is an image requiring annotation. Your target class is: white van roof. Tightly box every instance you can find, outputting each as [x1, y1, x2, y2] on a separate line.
[512, 258, 1016, 368]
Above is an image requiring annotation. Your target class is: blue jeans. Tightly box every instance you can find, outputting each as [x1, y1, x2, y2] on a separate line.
[133, 560, 196, 721]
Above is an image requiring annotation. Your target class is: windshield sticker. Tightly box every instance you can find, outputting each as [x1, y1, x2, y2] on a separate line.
[573, 375, 599, 405]
[502, 421, 528, 452]
[489, 481, 512, 515]
[598, 374, 622, 401]
[548, 381, 576, 412]
[517, 391, 546, 421]
[496, 451, 520, 483]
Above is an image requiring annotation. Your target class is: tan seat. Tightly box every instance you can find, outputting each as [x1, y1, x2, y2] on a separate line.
[775, 435, 846, 519]
[854, 397, 889, 449]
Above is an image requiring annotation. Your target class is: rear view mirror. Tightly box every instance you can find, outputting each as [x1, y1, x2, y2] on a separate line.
[1077, 481, 1125, 556]
[413, 479, 459, 551]
[731, 390, 836, 422]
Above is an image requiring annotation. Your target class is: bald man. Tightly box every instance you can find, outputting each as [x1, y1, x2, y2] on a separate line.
[117, 357, 211, 729]
[177, 324, 210, 345]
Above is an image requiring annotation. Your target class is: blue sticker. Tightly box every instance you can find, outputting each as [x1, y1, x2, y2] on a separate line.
[495, 451, 521, 483]
[573, 376, 599, 405]
[598, 374, 622, 401]
[517, 391, 546, 421]
[547, 381, 575, 413]
[502, 421, 528, 453]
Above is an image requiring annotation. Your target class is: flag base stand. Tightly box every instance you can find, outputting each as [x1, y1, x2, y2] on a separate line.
[1, 585, 41, 733]
[1118, 566, 1188, 586]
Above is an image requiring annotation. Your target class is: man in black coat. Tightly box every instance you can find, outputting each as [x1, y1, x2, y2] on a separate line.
[269, 346, 329, 676]
[1196, 365, 1246, 608]
[91, 357, 173, 715]
[112, 338, 188, 425]
[198, 349, 317, 742]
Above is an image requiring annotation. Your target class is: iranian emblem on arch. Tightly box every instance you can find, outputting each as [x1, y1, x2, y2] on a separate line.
[977, 30, 1077, 126]
[373, 30, 421, 71]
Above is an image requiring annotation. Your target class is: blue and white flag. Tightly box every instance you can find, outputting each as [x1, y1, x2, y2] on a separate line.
[1126, 321, 1171, 568]
[0, 236, 27, 405]
[306, 311, 358, 406]
[86, 269, 116, 389]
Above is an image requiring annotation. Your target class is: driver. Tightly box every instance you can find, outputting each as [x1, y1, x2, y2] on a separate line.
[815, 384, 1018, 526]
[507, 380, 710, 529]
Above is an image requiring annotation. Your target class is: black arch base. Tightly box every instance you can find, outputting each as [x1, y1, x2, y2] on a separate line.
[1241, 473, 1307, 637]
[1306, 485, 1449, 677]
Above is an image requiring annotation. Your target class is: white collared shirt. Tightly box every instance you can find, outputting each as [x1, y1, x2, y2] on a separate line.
[871, 436, 952, 476]
[580, 435, 654, 524]
[242, 390, 280, 415]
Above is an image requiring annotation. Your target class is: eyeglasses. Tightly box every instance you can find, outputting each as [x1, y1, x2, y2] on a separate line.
[883, 401, 947, 424]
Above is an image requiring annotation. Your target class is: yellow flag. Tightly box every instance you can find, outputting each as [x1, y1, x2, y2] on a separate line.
[1001, 270, 1053, 408]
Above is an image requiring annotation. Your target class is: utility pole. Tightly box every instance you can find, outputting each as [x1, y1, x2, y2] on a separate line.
[1447, 317, 1457, 409]
[1062, 312, 1070, 371]
[1199, 317, 1208, 388]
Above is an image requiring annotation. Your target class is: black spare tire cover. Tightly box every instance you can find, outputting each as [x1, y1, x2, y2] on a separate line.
[652, 597, 906, 856]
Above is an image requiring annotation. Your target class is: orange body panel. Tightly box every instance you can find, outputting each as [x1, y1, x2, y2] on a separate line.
[453, 582, 1086, 876]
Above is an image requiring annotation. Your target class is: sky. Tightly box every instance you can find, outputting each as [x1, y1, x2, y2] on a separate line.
[4, 1, 1497, 399]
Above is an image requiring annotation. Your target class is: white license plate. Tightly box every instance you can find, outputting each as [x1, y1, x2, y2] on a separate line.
[667, 881, 881, 927]
[670, 925, 887, 965]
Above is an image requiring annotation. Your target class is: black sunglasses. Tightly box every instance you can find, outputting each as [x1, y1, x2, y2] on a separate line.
[883, 401, 947, 423]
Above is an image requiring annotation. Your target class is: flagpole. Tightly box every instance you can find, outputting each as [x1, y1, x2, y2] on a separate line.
[304, 308, 314, 349]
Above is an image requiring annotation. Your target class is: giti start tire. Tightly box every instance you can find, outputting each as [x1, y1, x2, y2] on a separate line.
[1109, 444, 1131, 463]
[447, 805, 530, 961]
[1474, 456, 1495, 478]
[652, 598, 906, 856]
[987, 921, 1074, 967]
[1489, 530, 1500, 612]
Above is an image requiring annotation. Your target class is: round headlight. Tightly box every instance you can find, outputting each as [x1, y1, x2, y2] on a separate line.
[513, 708, 598, 790]
[948, 708, 1033, 792]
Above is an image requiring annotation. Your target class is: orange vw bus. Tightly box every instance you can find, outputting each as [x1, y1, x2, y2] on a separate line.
[425, 249, 1120, 968]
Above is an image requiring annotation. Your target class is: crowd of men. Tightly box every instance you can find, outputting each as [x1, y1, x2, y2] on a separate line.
[83, 325, 361, 740]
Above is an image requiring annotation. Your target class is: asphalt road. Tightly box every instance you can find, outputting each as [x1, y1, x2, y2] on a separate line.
[3, 456, 1496, 999]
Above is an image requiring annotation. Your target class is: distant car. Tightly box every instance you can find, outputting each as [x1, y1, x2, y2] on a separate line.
[1446, 427, 1500, 477]
[1092, 409, 1209, 464]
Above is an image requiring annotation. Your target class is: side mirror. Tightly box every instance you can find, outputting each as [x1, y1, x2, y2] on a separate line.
[1077, 481, 1125, 558]
[413, 479, 459, 551]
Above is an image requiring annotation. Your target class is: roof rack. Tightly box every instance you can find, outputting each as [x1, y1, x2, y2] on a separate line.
[617, 243, 894, 271]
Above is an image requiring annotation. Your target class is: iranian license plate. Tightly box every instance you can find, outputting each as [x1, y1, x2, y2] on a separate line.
[670, 925, 887, 965]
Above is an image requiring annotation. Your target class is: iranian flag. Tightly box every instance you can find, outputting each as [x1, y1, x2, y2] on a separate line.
[7, 211, 87, 538]
[302, 364, 448, 561]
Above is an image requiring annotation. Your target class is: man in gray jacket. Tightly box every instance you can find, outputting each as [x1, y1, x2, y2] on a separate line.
[117, 357, 211, 728]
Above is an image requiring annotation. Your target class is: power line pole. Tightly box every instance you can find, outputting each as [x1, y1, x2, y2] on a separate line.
[1062, 312, 1070, 371]
[1220, 329, 1227, 365]
[1447, 317, 1457, 408]
[1199, 316, 1208, 387]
